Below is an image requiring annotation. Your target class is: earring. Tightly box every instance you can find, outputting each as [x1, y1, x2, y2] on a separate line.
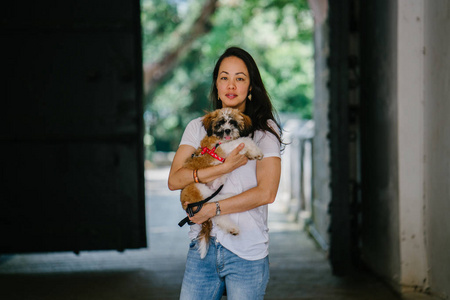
[218, 93, 221, 101]
[248, 93, 252, 101]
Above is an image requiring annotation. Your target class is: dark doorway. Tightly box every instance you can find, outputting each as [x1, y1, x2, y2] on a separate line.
[0, 0, 146, 253]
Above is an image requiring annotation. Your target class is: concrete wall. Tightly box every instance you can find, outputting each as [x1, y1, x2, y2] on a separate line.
[423, 1, 450, 298]
[397, 0, 428, 291]
[360, 0, 450, 297]
[310, 1, 450, 297]
[310, 0, 332, 248]
[395, 1, 450, 297]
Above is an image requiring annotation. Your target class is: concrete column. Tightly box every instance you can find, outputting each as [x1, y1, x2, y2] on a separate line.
[397, 0, 428, 291]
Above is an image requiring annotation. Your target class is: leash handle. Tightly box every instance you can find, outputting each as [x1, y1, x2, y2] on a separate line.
[186, 203, 204, 217]
[178, 185, 224, 227]
[178, 216, 194, 227]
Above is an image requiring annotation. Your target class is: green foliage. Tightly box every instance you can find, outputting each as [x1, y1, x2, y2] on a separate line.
[141, 0, 313, 152]
[141, 0, 181, 63]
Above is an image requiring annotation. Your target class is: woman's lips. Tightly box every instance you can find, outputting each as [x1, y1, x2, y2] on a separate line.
[226, 94, 237, 99]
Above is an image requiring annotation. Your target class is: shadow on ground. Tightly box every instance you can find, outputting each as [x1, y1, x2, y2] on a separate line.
[0, 167, 400, 300]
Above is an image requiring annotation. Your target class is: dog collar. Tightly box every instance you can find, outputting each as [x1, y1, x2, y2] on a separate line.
[200, 143, 225, 162]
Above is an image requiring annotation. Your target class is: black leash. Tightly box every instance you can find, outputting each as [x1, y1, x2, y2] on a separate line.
[178, 185, 224, 227]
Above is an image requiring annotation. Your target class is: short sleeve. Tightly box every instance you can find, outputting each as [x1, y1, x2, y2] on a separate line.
[179, 117, 206, 149]
[254, 120, 281, 158]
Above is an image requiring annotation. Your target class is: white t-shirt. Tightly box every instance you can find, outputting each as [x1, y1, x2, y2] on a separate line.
[179, 116, 281, 260]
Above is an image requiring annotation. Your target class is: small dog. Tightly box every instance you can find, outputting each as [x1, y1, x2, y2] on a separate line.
[181, 108, 264, 258]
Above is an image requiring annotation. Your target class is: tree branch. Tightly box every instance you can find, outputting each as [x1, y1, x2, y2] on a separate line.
[143, 0, 218, 94]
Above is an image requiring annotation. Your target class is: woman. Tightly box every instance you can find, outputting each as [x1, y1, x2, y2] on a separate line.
[168, 47, 282, 299]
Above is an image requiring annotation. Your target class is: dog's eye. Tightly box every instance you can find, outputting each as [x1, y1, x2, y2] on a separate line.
[230, 120, 238, 127]
[214, 120, 225, 129]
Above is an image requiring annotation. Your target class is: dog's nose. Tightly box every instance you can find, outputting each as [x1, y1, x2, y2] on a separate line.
[225, 129, 231, 135]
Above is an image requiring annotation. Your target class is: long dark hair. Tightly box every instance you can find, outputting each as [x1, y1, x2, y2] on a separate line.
[209, 47, 283, 147]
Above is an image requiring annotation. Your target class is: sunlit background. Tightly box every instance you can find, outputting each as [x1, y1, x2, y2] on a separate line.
[140, 0, 313, 161]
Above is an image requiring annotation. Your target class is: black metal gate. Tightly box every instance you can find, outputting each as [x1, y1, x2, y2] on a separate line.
[0, 0, 146, 253]
[327, 0, 361, 276]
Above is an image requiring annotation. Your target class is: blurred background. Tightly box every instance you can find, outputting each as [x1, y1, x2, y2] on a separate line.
[140, 0, 313, 161]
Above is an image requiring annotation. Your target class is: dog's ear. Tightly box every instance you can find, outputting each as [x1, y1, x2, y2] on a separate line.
[239, 113, 253, 137]
[202, 111, 216, 136]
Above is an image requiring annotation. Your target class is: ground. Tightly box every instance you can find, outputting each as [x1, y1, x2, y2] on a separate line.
[0, 167, 428, 300]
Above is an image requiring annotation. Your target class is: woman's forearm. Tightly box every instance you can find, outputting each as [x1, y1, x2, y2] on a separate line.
[188, 183, 277, 224]
[188, 157, 281, 224]
[168, 163, 229, 191]
[168, 143, 248, 191]
[219, 184, 277, 214]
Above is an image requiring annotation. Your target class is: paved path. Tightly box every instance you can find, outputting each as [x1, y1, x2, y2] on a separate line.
[0, 167, 414, 299]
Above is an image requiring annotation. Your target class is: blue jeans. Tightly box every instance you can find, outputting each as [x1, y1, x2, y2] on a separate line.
[180, 237, 270, 300]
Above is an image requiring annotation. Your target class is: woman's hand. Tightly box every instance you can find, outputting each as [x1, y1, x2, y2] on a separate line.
[187, 203, 216, 224]
[221, 143, 248, 173]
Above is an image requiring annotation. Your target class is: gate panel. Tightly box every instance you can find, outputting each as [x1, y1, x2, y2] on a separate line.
[0, 0, 146, 253]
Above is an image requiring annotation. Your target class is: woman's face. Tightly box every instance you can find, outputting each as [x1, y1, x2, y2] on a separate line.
[216, 56, 251, 112]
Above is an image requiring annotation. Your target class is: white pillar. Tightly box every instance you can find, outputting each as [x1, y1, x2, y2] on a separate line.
[397, 0, 428, 291]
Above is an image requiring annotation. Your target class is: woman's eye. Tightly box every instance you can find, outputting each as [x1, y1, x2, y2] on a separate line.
[220, 77, 228, 80]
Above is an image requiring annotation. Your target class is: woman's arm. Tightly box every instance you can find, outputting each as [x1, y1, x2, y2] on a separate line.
[168, 143, 249, 191]
[187, 156, 281, 224]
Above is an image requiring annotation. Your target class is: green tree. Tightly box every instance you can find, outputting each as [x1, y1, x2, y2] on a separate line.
[141, 0, 313, 153]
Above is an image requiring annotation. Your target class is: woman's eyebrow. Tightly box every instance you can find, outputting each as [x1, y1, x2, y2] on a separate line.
[219, 71, 247, 76]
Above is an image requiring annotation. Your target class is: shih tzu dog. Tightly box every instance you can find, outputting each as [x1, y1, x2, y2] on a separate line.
[181, 108, 264, 258]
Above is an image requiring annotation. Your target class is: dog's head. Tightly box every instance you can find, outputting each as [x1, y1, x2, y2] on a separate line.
[202, 108, 252, 140]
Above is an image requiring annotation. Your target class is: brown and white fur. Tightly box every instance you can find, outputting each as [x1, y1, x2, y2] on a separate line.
[181, 108, 264, 258]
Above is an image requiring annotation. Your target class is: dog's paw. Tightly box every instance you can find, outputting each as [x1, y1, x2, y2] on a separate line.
[215, 215, 240, 236]
[246, 151, 264, 160]
[228, 227, 240, 236]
